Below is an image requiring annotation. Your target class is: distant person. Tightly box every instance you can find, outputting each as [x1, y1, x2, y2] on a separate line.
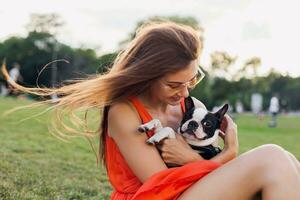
[0, 65, 9, 96]
[0, 79, 9, 96]
[250, 93, 263, 114]
[269, 95, 280, 127]
[251, 93, 265, 121]
[235, 100, 244, 114]
[7, 62, 22, 96]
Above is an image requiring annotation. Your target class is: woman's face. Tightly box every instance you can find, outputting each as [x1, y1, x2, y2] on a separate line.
[152, 59, 202, 105]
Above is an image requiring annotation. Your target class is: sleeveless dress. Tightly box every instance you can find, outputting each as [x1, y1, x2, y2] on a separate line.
[105, 96, 221, 200]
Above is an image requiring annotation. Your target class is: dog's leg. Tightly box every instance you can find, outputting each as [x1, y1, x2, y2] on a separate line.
[147, 127, 176, 144]
[138, 119, 163, 133]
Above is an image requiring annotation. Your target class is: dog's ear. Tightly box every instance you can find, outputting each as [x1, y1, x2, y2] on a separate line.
[215, 104, 229, 119]
[184, 96, 195, 110]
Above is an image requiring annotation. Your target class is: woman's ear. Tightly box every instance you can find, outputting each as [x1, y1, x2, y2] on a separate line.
[184, 96, 195, 110]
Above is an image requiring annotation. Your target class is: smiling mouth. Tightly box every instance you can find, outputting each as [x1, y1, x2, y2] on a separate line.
[194, 135, 208, 140]
[171, 96, 182, 102]
[182, 130, 208, 140]
[199, 136, 208, 140]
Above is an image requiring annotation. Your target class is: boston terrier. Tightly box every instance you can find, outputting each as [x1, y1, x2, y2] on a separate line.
[138, 96, 229, 160]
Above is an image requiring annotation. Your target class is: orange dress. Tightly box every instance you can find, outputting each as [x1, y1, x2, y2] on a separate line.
[105, 97, 221, 200]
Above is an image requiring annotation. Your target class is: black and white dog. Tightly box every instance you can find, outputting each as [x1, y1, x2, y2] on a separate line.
[138, 96, 228, 160]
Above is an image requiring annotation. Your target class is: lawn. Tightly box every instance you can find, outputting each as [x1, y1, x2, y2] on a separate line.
[0, 97, 299, 200]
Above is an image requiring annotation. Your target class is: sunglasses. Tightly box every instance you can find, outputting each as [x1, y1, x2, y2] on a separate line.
[161, 67, 205, 93]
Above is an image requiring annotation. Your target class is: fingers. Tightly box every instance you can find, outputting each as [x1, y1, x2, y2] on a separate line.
[161, 135, 183, 144]
[219, 130, 226, 140]
[222, 115, 239, 152]
[160, 135, 189, 152]
[175, 134, 185, 141]
[159, 138, 172, 151]
[160, 137, 170, 145]
[224, 115, 237, 131]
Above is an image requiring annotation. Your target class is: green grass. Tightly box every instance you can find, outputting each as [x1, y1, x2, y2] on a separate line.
[236, 114, 300, 157]
[0, 97, 300, 199]
[0, 97, 110, 200]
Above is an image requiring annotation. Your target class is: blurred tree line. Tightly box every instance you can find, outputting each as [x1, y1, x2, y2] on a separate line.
[0, 13, 299, 111]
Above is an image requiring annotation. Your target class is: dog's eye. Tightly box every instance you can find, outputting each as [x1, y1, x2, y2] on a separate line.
[203, 121, 212, 127]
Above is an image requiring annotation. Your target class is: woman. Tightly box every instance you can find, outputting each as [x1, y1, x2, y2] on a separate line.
[3, 22, 300, 199]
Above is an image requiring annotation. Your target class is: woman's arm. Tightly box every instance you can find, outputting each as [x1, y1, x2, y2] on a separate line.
[108, 101, 167, 183]
[211, 115, 239, 164]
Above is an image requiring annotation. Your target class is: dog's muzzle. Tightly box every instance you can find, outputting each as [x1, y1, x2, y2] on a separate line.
[186, 120, 199, 133]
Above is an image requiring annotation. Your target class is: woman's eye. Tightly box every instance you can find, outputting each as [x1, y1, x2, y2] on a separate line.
[168, 84, 181, 89]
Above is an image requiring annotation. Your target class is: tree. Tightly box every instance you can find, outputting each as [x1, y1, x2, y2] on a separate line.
[0, 34, 100, 89]
[25, 13, 64, 35]
[118, 15, 204, 50]
[96, 53, 118, 74]
[209, 51, 237, 80]
[239, 57, 262, 79]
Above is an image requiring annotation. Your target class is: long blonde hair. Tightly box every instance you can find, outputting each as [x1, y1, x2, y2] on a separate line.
[1, 21, 202, 166]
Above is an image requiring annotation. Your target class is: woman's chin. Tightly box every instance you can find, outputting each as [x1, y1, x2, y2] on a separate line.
[168, 96, 182, 105]
[168, 99, 181, 105]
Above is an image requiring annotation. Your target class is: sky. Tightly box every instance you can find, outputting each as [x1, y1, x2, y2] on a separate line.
[1, 0, 300, 77]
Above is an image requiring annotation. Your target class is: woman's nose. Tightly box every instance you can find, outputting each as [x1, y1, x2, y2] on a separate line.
[178, 85, 189, 98]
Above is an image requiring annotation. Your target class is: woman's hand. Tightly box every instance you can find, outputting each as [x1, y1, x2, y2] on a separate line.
[159, 134, 203, 166]
[219, 114, 239, 157]
[210, 114, 238, 164]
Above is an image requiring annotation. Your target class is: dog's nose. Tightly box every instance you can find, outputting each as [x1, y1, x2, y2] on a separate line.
[187, 120, 199, 131]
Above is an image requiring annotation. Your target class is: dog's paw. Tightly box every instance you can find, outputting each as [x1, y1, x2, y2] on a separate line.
[138, 126, 149, 133]
[146, 138, 157, 145]
[146, 139, 155, 145]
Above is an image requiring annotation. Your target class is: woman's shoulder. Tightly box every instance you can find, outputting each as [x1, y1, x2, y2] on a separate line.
[107, 100, 141, 137]
[109, 100, 136, 115]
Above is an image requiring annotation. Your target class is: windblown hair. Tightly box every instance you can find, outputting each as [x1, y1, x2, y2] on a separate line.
[1, 21, 202, 166]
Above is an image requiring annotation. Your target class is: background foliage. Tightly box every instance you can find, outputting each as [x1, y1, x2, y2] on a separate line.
[1, 13, 299, 110]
